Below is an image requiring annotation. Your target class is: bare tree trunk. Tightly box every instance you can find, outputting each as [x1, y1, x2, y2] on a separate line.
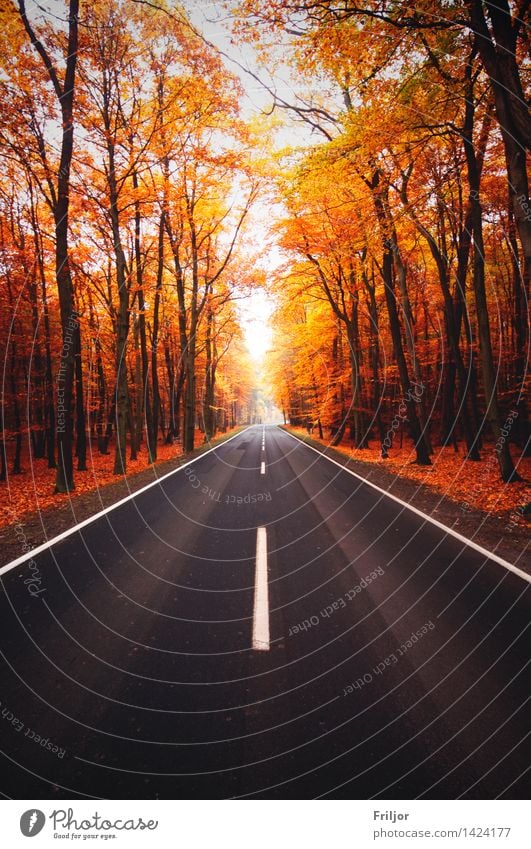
[363, 263, 388, 457]
[370, 173, 431, 465]
[467, 0, 531, 295]
[507, 188, 530, 454]
[18, 0, 80, 492]
[101, 101, 130, 476]
[463, 75, 520, 481]
[150, 211, 164, 460]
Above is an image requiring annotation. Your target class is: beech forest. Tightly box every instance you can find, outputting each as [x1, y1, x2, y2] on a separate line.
[0, 0, 529, 518]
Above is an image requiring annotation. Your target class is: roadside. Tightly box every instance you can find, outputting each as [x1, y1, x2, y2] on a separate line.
[0, 428, 246, 568]
[283, 426, 530, 574]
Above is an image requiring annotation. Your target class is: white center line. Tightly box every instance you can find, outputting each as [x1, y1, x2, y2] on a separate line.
[260, 461, 265, 474]
[252, 527, 270, 651]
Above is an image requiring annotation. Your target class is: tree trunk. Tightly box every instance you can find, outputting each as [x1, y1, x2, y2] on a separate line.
[401, 182, 481, 459]
[363, 263, 388, 457]
[102, 103, 130, 476]
[463, 85, 520, 481]
[370, 174, 431, 464]
[113, 281, 129, 476]
[164, 337, 177, 443]
[203, 292, 216, 441]
[389, 225, 432, 455]
[468, 1, 531, 293]
[507, 188, 530, 454]
[19, 0, 80, 492]
[132, 166, 155, 462]
[150, 210, 164, 460]
[184, 350, 196, 453]
[74, 324, 87, 471]
[27, 258, 46, 460]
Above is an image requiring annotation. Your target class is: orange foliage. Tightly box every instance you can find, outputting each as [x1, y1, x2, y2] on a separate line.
[0, 429, 223, 530]
[289, 427, 531, 524]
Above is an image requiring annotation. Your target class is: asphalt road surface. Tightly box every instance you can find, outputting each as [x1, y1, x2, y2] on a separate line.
[0, 425, 529, 799]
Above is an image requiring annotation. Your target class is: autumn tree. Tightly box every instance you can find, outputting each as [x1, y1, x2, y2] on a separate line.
[233, 0, 527, 478]
[8, 0, 82, 492]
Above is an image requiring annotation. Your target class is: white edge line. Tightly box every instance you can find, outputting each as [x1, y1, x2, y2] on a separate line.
[281, 427, 531, 586]
[252, 526, 270, 651]
[0, 426, 254, 576]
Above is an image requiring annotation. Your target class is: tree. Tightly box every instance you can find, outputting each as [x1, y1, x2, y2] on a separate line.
[15, 0, 81, 492]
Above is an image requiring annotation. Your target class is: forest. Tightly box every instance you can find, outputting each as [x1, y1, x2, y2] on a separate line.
[0, 0, 529, 518]
[0, 0, 264, 502]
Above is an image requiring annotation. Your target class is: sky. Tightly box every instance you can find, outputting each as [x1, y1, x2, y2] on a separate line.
[184, 0, 289, 366]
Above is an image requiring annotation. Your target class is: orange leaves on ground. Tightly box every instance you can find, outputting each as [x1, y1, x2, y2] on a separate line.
[290, 428, 531, 525]
[0, 439, 188, 530]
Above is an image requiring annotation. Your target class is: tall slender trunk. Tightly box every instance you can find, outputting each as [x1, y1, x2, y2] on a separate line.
[96, 342, 107, 453]
[389, 224, 432, 455]
[74, 326, 87, 471]
[173, 362, 185, 440]
[363, 263, 388, 456]
[131, 316, 142, 457]
[37, 234, 56, 468]
[203, 291, 216, 441]
[112, 245, 129, 477]
[184, 346, 196, 453]
[467, 0, 531, 297]
[27, 260, 46, 459]
[150, 210, 164, 460]
[19, 0, 80, 492]
[3, 263, 23, 474]
[507, 189, 530, 454]
[463, 77, 519, 481]
[400, 180, 480, 459]
[132, 166, 154, 462]
[101, 77, 130, 476]
[183, 214, 200, 453]
[167, 236, 190, 451]
[346, 316, 366, 447]
[164, 336, 177, 443]
[346, 263, 367, 447]
[370, 173, 431, 464]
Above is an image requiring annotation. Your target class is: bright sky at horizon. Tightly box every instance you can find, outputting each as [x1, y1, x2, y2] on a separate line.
[184, 0, 292, 368]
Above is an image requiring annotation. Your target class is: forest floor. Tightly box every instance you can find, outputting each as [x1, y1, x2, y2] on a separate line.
[285, 426, 530, 574]
[0, 427, 245, 568]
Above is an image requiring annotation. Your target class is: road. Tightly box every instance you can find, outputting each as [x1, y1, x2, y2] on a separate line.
[0, 425, 529, 799]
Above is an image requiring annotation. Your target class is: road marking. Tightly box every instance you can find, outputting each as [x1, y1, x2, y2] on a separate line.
[260, 461, 266, 475]
[0, 426, 254, 576]
[281, 427, 531, 585]
[252, 527, 270, 651]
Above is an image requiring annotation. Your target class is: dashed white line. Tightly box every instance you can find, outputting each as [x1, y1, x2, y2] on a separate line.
[260, 461, 265, 475]
[252, 527, 270, 651]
